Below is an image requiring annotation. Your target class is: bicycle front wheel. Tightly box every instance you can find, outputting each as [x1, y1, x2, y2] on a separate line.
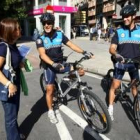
[134, 94, 140, 127]
[77, 89, 112, 134]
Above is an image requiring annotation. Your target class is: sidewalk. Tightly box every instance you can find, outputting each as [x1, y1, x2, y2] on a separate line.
[17, 36, 130, 81]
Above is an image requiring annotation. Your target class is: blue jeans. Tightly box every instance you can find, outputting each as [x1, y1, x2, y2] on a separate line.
[2, 91, 20, 140]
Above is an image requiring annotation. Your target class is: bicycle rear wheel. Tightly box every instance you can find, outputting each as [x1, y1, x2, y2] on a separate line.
[40, 73, 46, 94]
[134, 94, 140, 127]
[77, 89, 112, 134]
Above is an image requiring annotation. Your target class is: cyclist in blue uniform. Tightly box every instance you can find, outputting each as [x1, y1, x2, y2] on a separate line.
[108, 4, 140, 121]
[36, 12, 93, 123]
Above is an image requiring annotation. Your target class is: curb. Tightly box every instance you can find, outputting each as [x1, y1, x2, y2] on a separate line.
[84, 67, 131, 82]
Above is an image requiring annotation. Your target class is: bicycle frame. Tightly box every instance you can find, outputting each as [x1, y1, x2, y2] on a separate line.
[54, 61, 93, 114]
[55, 70, 86, 98]
[116, 79, 140, 100]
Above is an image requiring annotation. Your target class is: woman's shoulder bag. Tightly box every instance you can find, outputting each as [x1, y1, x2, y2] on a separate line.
[0, 42, 16, 101]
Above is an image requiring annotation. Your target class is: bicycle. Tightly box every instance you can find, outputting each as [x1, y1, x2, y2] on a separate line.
[40, 55, 112, 134]
[106, 57, 140, 131]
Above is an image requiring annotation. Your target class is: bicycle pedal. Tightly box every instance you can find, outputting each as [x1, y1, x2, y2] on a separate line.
[60, 97, 67, 105]
[122, 95, 129, 100]
[53, 97, 57, 102]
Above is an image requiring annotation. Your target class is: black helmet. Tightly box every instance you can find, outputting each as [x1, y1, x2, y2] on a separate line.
[120, 5, 137, 16]
[40, 13, 55, 24]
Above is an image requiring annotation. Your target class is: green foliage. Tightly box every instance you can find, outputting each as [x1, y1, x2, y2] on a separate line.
[0, 0, 27, 20]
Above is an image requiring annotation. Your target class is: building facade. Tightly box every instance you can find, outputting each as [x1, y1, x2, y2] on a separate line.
[88, 0, 96, 27]
[23, 0, 77, 39]
[115, 0, 140, 24]
[71, 0, 88, 26]
[87, 0, 140, 29]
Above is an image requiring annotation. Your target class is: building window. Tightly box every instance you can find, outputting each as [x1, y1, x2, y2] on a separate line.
[59, 0, 67, 6]
[39, 0, 51, 5]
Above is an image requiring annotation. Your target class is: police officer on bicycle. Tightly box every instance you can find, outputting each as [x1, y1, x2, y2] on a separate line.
[36, 11, 93, 124]
[108, 4, 140, 121]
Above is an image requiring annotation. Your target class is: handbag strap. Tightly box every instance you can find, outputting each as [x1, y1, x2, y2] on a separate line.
[0, 42, 15, 77]
[0, 42, 12, 70]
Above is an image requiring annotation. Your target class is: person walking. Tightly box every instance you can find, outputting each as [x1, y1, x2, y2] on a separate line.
[32, 28, 40, 41]
[108, 26, 114, 42]
[0, 18, 23, 140]
[36, 12, 93, 124]
[72, 27, 76, 39]
[108, 4, 140, 121]
[97, 27, 101, 41]
[89, 26, 93, 40]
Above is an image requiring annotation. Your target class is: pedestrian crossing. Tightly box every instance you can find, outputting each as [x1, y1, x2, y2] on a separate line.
[55, 104, 110, 140]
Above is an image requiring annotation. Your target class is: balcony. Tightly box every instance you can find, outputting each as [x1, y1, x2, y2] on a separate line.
[103, 4, 115, 13]
[88, 1, 96, 8]
[88, 19, 96, 24]
[88, 10, 96, 16]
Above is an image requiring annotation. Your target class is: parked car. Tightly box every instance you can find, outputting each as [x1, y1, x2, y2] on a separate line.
[73, 25, 89, 37]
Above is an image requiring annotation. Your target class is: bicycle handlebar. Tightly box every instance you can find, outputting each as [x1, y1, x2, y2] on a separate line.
[115, 57, 140, 64]
[71, 56, 91, 70]
[75, 56, 90, 64]
[124, 58, 140, 64]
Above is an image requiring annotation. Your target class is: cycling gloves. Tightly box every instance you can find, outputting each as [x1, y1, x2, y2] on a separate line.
[82, 51, 93, 59]
[115, 53, 124, 62]
[52, 63, 64, 71]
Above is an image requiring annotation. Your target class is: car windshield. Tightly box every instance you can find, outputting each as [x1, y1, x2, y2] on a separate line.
[81, 26, 87, 30]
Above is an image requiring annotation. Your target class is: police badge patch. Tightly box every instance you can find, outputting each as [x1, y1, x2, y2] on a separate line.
[121, 33, 125, 38]
[36, 39, 42, 44]
[44, 39, 48, 44]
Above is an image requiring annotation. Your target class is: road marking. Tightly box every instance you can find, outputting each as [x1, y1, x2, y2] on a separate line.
[55, 109, 73, 140]
[85, 72, 103, 80]
[59, 105, 110, 140]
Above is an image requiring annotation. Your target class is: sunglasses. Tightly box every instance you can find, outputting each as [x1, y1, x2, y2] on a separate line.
[43, 21, 54, 26]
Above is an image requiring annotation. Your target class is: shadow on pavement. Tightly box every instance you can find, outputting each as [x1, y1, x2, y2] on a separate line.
[20, 94, 47, 140]
[100, 69, 113, 106]
[120, 98, 140, 134]
[83, 126, 104, 140]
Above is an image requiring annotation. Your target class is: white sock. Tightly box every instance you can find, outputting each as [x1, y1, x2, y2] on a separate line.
[48, 109, 53, 113]
[108, 105, 113, 110]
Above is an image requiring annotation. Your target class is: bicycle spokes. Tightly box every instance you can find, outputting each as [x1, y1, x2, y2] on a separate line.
[78, 90, 112, 133]
[101, 113, 107, 123]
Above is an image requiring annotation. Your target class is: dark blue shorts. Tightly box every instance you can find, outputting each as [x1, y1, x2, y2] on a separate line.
[44, 63, 71, 85]
[114, 63, 139, 80]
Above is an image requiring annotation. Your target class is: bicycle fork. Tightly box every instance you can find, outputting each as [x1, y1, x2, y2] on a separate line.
[80, 89, 94, 116]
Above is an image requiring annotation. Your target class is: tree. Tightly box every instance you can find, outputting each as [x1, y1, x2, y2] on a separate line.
[0, 0, 27, 20]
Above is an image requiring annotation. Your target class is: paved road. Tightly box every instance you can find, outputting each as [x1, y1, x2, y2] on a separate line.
[1, 70, 140, 140]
